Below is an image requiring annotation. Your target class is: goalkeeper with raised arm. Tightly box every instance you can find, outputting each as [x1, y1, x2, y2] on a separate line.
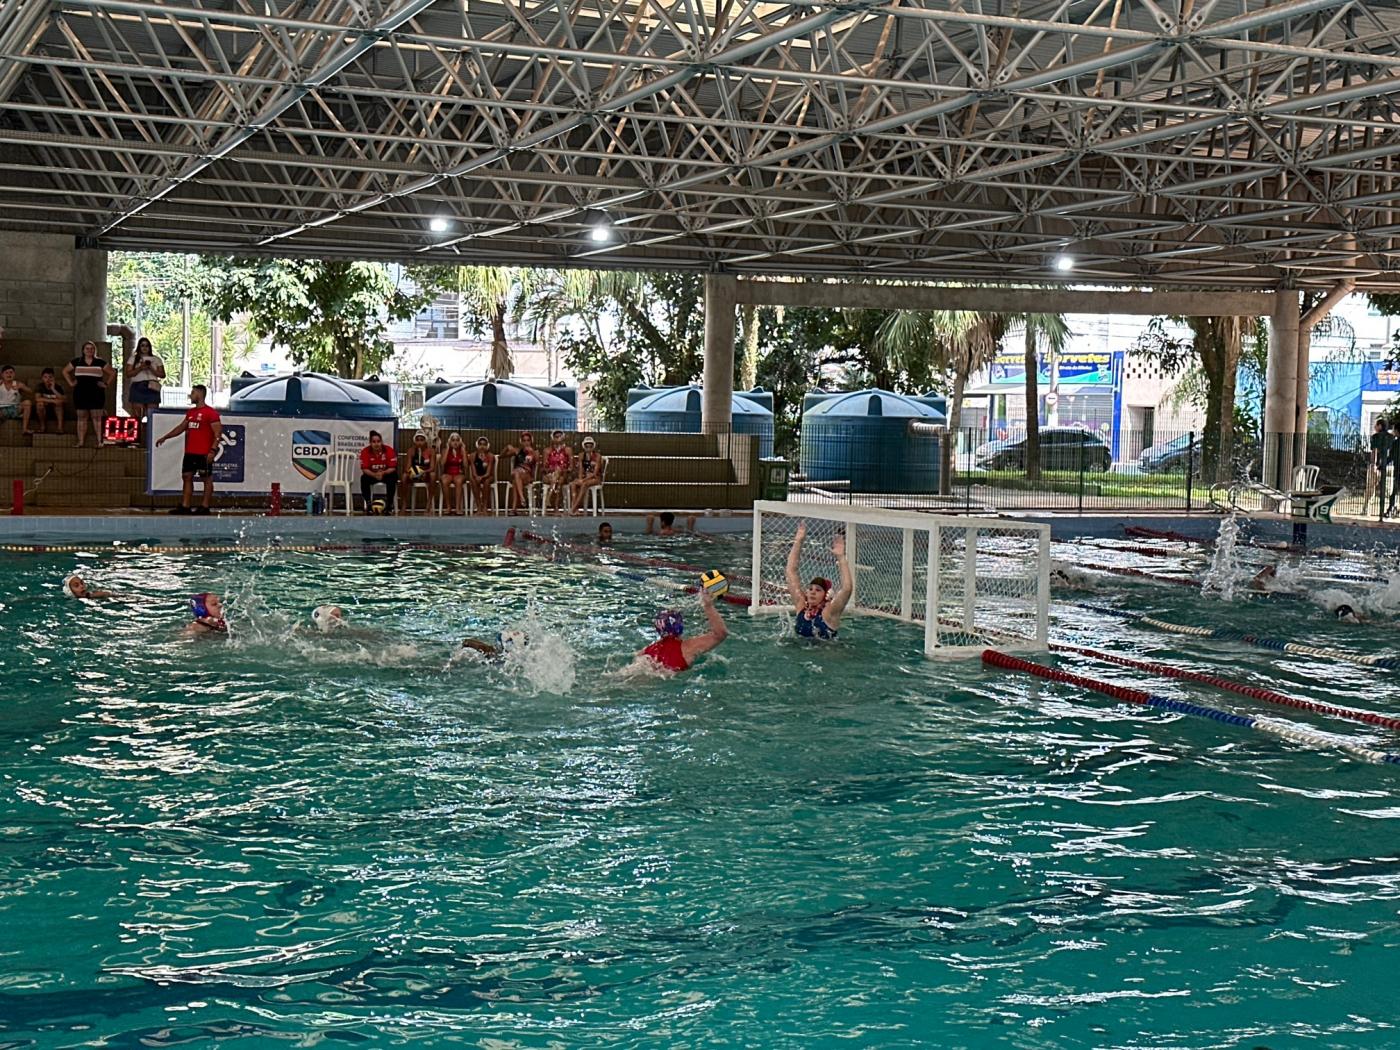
[785, 521, 853, 641]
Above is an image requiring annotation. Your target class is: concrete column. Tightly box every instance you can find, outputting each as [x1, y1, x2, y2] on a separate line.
[72, 245, 109, 346]
[701, 274, 737, 434]
[1262, 289, 1300, 490]
[1293, 326, 1311, 470]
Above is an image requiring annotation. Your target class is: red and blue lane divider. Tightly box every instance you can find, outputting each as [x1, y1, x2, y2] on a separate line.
[504, 528, 752, 607]
[1073, 601, 1400, 671]
[1051, 642, 1400, 732]
[983, 650, 1400, 766]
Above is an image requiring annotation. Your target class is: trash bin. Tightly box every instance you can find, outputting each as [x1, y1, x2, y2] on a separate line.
[760, 457, 790, 500]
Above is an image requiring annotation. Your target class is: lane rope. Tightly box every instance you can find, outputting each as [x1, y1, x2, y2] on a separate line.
[1073, 601, 1400, 670]
[983, 649, 1400, 766]
[1051, 642, 1400, 731]
[0, 541, 489, 555]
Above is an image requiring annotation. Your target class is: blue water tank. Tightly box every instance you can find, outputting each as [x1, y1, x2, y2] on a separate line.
[800, 389, 947, 493]
[914, 389, 948, 416]
[625, 385, 774, 457]
[421, 379, 577, 432]
[228, 372, 396, 420]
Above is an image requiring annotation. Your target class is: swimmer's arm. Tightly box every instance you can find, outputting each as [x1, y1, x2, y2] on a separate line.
[785, 523, 807, 609]
[645, 514, 657, 535]
[682, 593, 728, 661]
[826, 534, 854, 618]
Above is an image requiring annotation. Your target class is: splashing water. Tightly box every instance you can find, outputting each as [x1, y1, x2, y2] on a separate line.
[1202, 514, 1245, 601]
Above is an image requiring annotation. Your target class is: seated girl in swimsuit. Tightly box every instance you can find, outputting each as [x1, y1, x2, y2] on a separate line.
[785, 522, 852, 641]
[469, 436, 495, 515]
[441, 432, 467, 515]
[501, 432, 537, 515]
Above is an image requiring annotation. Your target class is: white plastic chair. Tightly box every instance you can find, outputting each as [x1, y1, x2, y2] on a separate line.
[404, 457, 440, 515]
[583, 460, 608, 516]
[1293, 464, 1320, 492]
[320, 452, 359, 515]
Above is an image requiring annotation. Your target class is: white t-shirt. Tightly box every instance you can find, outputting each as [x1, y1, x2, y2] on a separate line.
[128, 353, 165, 386]
[0, 381, 21, 408]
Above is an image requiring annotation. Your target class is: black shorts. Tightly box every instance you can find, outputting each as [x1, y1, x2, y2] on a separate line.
[181, 452, 212, 476]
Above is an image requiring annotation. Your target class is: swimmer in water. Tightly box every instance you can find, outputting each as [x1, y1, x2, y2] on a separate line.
[597, 521, 614, 545]
[1250, 564, 1279, 592]
[633, 591, 727, 673]
[785, 522, 852, 641]
[459, 628, 527, 661]
[645, 511, 698, 537]
[1334, 603, 1366, 625]
[185, 592, 227, 635]
[312, 604, 346, 632]
[62, 574, 114, 599]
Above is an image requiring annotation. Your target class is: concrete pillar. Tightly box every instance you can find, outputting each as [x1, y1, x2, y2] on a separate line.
[701, 274, 737, 435]
[1293, 326, 1311, 470]
[1262, 289, 1300, 490]
[72, 246, 109, 346]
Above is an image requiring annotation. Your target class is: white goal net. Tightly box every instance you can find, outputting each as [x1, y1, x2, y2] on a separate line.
[751, 501, 1050, 657]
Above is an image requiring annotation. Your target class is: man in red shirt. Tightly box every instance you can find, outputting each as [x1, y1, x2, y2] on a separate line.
[156, 384, 222, 515]
[359, 429, 399, 513]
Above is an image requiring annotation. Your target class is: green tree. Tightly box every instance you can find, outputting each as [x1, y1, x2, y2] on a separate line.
[1016, 313, 1072, 481]
[456, 266, 546, 379]
[192, 258, 451, 378]
[524, 270, 707, 427]
[877, 310, 1004, 493]
[107, 252, 213, 384]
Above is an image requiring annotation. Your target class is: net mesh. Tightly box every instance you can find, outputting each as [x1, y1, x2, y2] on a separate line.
[753, 503, 1047, 655]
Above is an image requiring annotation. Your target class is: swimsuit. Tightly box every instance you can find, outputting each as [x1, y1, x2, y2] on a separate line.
[643, 635, 689, 671]
[513, 448, 535, 472]
[472, 452, 492, 478]
[579, 451, 599, 476]
[795, 608, 837, 640]
[546, 447, 570, 471]
[443, 448, 465, 476]
[410, 448, 431, 475]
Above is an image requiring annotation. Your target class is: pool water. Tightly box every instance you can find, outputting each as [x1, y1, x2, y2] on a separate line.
[2, 533, 1400, 1048]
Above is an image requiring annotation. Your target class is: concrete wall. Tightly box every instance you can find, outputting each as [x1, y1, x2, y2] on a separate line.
[0, 231, 107, 348]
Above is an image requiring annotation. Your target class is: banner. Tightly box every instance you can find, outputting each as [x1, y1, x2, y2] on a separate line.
[147, 410, 395, 495]
[986, 351, 1118, 387]
[1363, 363, 1400, 392]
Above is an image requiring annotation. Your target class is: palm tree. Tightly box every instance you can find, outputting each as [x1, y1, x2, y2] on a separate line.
[455, 266, 543, 379]
[877, 310, 1006, 494]
[1016, 313, 1072, 481]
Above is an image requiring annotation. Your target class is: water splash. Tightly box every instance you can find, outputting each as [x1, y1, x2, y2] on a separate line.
[1202, 514, 1245, 601]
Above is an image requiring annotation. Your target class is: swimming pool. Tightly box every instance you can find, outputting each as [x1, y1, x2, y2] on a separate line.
[3, 529, 1399, 1048]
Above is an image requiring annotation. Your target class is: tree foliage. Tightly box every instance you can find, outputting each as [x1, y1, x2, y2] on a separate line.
[107, 252, 213, 383]
[191, 258, 451, 378]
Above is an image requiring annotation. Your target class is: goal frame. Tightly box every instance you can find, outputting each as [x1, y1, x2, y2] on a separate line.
[750, 500, 1051, 657]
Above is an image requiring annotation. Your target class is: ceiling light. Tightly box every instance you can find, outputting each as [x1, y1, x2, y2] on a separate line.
[590, 213, 611, 242]
[429, 216, 451, 233]
[1053, 253, 1074, 272]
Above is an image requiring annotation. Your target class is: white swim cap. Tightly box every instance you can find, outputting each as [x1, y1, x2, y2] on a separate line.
[312, 605, 344, 632]
[499, 628, 526, 652]
[62, 575, 79, 598]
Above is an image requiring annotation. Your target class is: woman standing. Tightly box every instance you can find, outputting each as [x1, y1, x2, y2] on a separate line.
[63, 340, 115, 448]
[440, 432, 467, 515]
[469, 436, 496, 515]
[126, 336, 166, 437]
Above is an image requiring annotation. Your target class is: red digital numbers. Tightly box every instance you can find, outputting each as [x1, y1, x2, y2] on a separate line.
[104, 417, 140, 444]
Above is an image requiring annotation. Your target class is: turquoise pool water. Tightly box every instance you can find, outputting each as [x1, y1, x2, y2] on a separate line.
[2, 534, 1399, 1048]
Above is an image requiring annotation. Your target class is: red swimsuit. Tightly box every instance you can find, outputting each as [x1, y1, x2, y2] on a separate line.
[642, 635, 688, 672]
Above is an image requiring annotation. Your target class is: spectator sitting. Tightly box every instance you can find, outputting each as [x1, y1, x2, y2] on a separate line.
[569, 436, 607, 515]
[359, 429, 399, 514]
[502, 431, 537, 515]
[541, 429, 573, 514]
[469, 436, 495, 516]
[405, 431, 437, 509]
[63, 340, 115, 449]
[646, 511, 698, 537]
[441, 432, 467, 515]
[0, 364, 33, 433]
[28, 368, 66, 434]
[126, 336, 166, 434]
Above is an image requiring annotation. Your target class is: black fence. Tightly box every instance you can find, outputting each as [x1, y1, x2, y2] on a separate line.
[1, 414, 1395, 521]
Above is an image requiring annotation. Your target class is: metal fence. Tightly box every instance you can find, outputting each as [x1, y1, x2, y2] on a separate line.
[2, 414, 1395, 521]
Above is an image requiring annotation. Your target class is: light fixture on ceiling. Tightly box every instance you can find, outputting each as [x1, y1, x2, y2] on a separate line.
[429, 215, 451, 233]
[589, 212, 612, 242]
[1053, 253, 1075, 272]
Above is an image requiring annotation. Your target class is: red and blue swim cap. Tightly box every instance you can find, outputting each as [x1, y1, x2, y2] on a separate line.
[654, 609, 683, 637]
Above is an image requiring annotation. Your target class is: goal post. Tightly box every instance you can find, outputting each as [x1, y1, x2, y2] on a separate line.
[751, 501, 1050, 657]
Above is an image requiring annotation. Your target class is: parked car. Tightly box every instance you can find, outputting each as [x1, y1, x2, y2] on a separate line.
[1139, 434, 1200, 474]
[974, 427, 1112, 472]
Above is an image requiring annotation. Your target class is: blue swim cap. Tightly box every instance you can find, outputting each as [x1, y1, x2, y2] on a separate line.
[655, 609, 683, 637]
[191, 593, 210, 619]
